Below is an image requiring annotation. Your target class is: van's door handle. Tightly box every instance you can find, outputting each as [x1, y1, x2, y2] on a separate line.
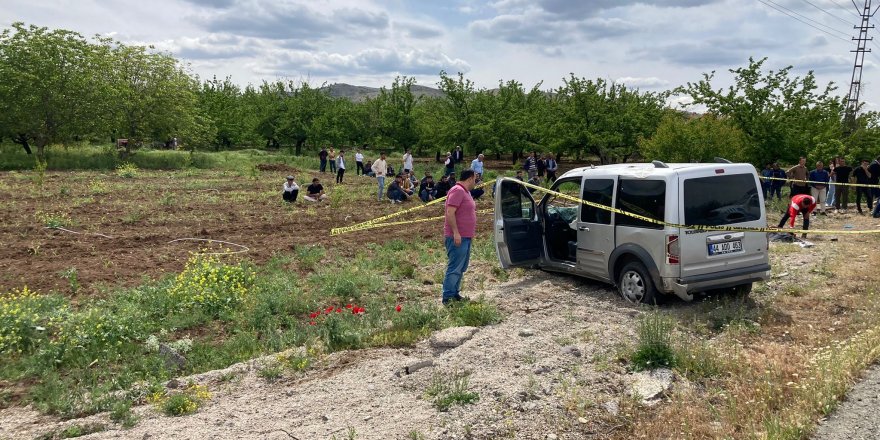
[578, 226, 590, 231]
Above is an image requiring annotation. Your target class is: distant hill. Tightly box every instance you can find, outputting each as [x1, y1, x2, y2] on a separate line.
[323, 83, 446, 101]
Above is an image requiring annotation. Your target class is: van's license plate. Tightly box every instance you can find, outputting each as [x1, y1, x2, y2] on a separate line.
[708, 240, 743, 255]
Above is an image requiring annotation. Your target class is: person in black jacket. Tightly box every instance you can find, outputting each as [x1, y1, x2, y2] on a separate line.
[419, 174, 437, 202]
[435, 174, 452, 199]
[452, 145, 464, 164]
[854, 159, 873, 214]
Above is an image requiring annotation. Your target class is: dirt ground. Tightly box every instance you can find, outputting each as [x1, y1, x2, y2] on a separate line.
[813, 364, 880, 440]
[0, 168, 492, 295]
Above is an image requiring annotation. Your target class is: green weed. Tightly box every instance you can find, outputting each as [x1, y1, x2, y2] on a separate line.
[630, 312, 676, 371]
[425, 371, 480, 411]
[116, 162, 139, 179]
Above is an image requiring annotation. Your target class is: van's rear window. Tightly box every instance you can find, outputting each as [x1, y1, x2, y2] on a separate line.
[683, 174, 761, 226]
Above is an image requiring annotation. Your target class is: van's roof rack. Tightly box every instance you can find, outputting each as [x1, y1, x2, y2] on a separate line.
[714, 157, 732, 163]
[652, 160, 669, 168]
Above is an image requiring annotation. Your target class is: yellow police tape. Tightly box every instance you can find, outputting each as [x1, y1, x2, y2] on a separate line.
[760, 176, 880, 188]
[331, 177, 880, 236]
[330, 180, 491, 236]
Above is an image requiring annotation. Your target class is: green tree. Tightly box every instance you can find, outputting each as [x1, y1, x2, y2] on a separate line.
[679, 57, 844, 165]
[377, 76, 420, 152]
[641, 112, 750, 163]
[198, 76, 245, 149]
[0, 23, 112, 159]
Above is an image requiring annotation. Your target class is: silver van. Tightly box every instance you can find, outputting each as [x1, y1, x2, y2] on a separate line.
[494, 161, 771, 303]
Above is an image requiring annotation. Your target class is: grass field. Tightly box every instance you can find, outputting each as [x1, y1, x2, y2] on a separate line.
[4, 148, 880, 440]
[0, 154, 510, 421]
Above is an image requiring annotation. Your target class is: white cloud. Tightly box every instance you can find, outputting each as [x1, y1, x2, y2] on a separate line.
[615, 77, 671, 88]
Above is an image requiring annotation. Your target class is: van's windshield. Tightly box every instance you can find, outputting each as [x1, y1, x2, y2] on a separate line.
[683, 173, 761, 226]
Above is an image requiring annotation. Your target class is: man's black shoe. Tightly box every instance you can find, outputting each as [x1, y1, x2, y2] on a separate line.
[442, 295, 470, 306]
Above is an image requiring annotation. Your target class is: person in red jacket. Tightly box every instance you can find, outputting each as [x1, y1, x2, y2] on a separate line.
[777, 194, 816, 238]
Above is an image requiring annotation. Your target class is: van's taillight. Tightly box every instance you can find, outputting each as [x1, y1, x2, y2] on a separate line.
[666, 234, 680, 264]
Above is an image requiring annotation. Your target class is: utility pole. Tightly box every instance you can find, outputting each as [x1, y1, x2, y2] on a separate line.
[844, 0, 879, 131]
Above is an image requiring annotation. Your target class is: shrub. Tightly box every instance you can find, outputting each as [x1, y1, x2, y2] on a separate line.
[167, 254, 256, 317]
[0, 287, 67, 354]
[630, 312, 676, 370]
[54, 307, 142, 358]
[109, 400, 138, 428]
[36, 211, 71, 229]
[115, 162, 138, 178]
[294, 245, 325, 271]
[153, 383, 210, 417]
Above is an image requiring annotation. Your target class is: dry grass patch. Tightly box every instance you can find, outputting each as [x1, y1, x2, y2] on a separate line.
[618, 231, 880, 439]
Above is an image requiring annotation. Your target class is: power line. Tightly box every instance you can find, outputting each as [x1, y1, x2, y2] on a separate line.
[829, 0, 863, 18]
[764, 0, 854, 37]
[756, 0, 853, 42]
[800, 0, 857, 25]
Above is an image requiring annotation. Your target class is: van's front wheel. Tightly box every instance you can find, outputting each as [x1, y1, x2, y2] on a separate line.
[618, 261, 657, 305]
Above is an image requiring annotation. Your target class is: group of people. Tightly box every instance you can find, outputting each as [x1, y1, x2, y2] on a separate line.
[281, 175, 328, 203]
[522, 151, 559, 183]
[764, 155, 880, 217]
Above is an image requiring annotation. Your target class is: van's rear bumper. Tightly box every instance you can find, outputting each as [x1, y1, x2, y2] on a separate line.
[664, 263, 771, 301]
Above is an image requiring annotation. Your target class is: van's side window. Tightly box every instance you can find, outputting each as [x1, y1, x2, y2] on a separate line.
[500, 180, 533, 219]
[580, 179, 614, 224]
[616, 180, 665, 229]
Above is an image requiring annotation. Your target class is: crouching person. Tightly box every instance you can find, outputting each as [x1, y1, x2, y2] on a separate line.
[777, 194, 816, 238]
[282, 175, 299, 203]
[304, 178, 329, 202]
[387, 174, 409, 203]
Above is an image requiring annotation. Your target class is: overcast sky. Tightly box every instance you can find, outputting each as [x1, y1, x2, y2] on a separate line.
[3, 0, 878, 110]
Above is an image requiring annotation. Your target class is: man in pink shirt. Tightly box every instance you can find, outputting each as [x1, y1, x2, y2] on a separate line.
[442, 169, 478, 305]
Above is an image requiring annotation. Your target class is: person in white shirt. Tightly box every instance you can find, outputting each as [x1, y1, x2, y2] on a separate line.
[336, 150, 346, 184]
[470, 154, 484, 177]
[403, 149, 414, 173]
[355, 149, 365, 175]
[282, 175, 299, 203]
[373, 152, 388, 201]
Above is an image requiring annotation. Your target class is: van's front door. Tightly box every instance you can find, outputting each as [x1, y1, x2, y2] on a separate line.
[494, 177, 542, 268]
[575, 177, 616, 281]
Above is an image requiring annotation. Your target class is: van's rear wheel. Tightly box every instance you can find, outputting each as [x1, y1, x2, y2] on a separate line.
[618, 261, 657, 305]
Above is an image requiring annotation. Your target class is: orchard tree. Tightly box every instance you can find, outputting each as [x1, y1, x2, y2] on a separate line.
[199, 76, 245, 149]
[0, 23, 112, 159]
[437, 70, 476, 154]
[641, 112, 750, 163]
[679, 57, 844, 165]
[377, 76, 420, 152]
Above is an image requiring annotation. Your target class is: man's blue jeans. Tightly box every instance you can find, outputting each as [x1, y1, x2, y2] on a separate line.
[377, 176, 385, 200]
[442, 237, 471, 301]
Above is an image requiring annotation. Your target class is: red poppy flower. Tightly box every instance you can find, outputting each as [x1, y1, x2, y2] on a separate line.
[325, 306, 334, 313]
[309, 312, 318, 319]
[351, 308, 358, 315]
[345, 304, 354, 309]
[309, 321, 316, 326]
[336, 308, 343, 313]
[355, 307, 365, 314]
[395, 304, 402, 312]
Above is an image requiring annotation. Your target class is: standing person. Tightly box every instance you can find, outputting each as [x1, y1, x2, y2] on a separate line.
[786, 157, 809, 197]
[761, 163, 773, 201]
[355, 149, 365, 176]
[869, 156, 880, 217]
[524, 152, 539, 180]
[441, 169, 478, 305]
[328, 147, 337, 173]
[853, 159, 873, 214]
[304, 178, 329, 202]
[770, 162, 786, 200]
[537, 154, 547, 177]
[403, 149, 414, 174]
[319, 147, 328, 173]
[545, 154, 558, 183]
[826, 158, 838, 207]
[282, 175, 299, 203]
[444, 152, 455, 177]
[452, 146, 464, 165]
[335, 150, 346, 184]
[808, 161, 829, 215]
[470, 154, 484, 177]
[777, 194, 816, 238]
[833, 158, 853, 211]
[373, 152, 388, 201]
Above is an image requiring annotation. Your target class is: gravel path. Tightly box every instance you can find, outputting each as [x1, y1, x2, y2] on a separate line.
[1, 271, 645, 440]
[813, 363, 880, 440]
